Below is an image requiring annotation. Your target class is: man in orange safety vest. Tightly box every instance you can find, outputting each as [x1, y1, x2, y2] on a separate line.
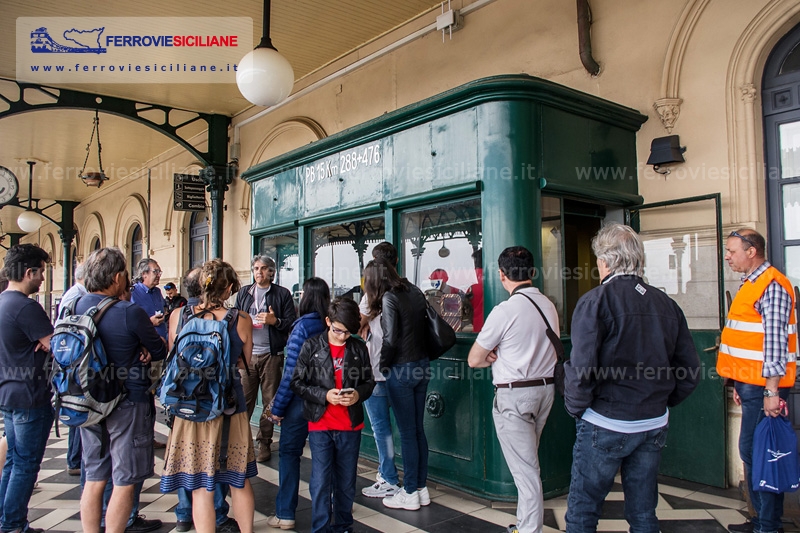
[717, 229, 797, 533]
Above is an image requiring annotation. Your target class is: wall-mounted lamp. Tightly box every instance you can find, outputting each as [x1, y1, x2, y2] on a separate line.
[646, 135, 686, 175]
[236, 0, 294, 107]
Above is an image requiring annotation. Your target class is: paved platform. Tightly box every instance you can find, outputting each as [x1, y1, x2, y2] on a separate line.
[5, 417, 792, 532]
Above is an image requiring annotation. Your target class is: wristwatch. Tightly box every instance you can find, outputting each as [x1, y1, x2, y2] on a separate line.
[763, 389, 779, 398]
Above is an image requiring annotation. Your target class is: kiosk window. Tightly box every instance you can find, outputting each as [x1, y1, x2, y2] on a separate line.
[541, 196, 565, 327]
[259, 233, 300, 303]
[312, 217, 385, 302]
[400, 198, 482, 333]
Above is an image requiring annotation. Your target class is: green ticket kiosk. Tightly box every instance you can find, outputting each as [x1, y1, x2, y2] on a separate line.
[243, 75, 719, 500]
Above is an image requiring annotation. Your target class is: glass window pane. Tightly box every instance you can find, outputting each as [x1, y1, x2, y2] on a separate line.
[312, 217, 385, 303]
[191, 238, 206, 268]
[786, 246, 800, 289]
[784, 183, 800, 240]
[401, 198, 482, 332]
[779, 42, 800, 75]
[779, 122, 800, 179]
[541, 196, 564, 328]
[637, 201, 720, 329]
[259, 233, 300, 302]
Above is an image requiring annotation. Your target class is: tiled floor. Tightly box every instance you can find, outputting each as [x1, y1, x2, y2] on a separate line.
[4, 417, 784, 532]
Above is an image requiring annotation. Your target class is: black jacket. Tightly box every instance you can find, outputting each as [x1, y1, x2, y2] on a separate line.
[234, 282, 296, 355]
[564, 274, 700, 421]
[379, 281, 429, 372]
[290, 333, 374, 427]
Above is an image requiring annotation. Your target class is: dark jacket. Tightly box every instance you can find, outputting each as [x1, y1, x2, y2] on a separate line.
[564, 274, 700, 421]
[290, 333, 374, 427]
[379, 281, 429, 372]
[271, 312, 327, 417]
[234, 282, 296, 355]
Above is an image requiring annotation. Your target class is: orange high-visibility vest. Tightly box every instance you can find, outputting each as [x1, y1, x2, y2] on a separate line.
[717, 265, 798, 387]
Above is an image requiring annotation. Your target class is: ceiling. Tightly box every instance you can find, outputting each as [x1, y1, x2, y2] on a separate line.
[0, 0, 444, 235]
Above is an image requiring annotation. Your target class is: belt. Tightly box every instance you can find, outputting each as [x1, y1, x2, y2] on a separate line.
[495, 377, 554, 389]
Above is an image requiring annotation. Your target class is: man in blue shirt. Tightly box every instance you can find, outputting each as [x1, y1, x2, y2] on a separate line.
[0, 244, 54, 533]
[77, 248, 166, 533]
[131, 258, 166, 341]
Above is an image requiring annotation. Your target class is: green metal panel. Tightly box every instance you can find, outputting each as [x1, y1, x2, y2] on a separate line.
[541, 106, 639, 198]
[660, 330, 726, 487]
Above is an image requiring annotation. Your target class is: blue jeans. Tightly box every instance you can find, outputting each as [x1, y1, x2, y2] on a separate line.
[565, 419, 668, 533]
[175, 485, 230, 526]
[0, 405, 54, 532]
[363, 381, 398, 485]
[275, 395, 308, 521]
[385, 359, 429, 493]
[308, 430, 361, 533]
[67, 426, 82, 470]
[736, 382, 789, 533]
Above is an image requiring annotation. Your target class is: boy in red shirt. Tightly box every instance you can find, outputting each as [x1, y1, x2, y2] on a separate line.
[291, 298, 374, 533]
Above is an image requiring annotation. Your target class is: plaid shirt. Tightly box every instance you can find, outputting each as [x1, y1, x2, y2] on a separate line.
[743, 262, 794, 378]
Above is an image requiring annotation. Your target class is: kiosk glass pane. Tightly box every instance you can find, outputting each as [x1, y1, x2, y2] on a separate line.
[637, 201, 720, 330]
[541, 196, 564, 328]
[784, 182, 800, 240]
[259, 233, 300, 302]
[401, 197, 482, 333]
[311, 217, 385, 302]
[780, 122, 800, 179]
[786, 245, 800, 288]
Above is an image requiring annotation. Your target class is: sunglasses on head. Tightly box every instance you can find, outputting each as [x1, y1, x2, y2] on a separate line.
[729, 231, 757, 249]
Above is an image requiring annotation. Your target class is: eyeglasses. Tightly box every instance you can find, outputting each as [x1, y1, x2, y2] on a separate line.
[147, 269, 163, 275]
[729, 231, 757, 249]
[330, 325, 351, 337]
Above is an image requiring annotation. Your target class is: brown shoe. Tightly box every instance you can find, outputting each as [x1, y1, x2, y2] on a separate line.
[152, 439, 166, 449]
[257, 448, 271, 462]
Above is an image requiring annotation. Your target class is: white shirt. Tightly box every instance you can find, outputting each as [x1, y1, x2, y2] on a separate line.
[359, 294, 385, 382]
[476, 286, 558, 385]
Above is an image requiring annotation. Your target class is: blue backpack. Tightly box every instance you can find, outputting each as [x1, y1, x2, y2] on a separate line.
[50, 296, 125, 427]
[158, 307, 239, 422]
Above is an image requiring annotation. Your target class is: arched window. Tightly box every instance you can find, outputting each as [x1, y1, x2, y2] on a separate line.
[189, 211, 209, 268]
[90, 236, 101, 252]
[130, 224, 143, 278]
[763, 21, 800, 288]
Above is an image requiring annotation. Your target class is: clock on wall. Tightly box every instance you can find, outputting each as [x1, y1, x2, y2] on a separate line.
[0, 166, 19, 207]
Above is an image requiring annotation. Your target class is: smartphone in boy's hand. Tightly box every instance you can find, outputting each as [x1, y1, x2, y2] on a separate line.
[338, 388, 355, 395]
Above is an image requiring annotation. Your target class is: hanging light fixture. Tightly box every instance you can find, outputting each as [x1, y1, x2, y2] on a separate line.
[17, 161, 42, 233]
[236, 0, 294, 107]
[80, 109, 108, 188]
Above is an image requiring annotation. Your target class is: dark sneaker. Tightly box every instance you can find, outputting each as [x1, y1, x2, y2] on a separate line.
[176, 520, 193, 532]
[125, 515, 162, 533]
[727, 520, 784, 533]
[216, 517, 241, 532]
[67, 467, 81, 476]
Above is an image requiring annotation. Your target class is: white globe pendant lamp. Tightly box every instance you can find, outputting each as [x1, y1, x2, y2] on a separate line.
[17, 210, 42, 233]
[17, 161, 42, 233]
[236, 0, 294, 107]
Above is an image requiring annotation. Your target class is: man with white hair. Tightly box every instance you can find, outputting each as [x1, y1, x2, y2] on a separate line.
[564, 222, 700, 533]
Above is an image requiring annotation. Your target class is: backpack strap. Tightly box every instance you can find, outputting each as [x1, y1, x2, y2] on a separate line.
[513, 288, 566, 361]
[88, 296, 121, 325]
[224, 309, 252, 376]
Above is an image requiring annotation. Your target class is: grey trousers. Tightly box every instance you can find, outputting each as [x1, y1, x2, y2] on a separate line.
[492, 385, 555, 533]
[240, 352, 283, 447]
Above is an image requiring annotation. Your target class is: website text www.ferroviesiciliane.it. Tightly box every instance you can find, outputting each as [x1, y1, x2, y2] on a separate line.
[29, 63, 238, 73]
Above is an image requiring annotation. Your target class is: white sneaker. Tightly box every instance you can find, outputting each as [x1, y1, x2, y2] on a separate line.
[417, 486, 430, 506]
[382, 489, 421, 510]
[362, 475, 401, 498]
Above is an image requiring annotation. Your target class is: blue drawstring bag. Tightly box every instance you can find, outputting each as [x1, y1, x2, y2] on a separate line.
[752, 412, 800, 494]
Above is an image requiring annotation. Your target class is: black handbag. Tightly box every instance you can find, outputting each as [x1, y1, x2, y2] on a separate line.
[424, 301, 457, 361]
[514, 289, 566, 396]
